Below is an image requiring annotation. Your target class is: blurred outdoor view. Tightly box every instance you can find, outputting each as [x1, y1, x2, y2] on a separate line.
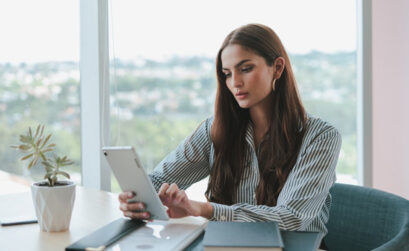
[108, 0, 357, 194]
[0, 0, 357, 196]
[0, 0, 81, 186]
[0, 52, 356, 189]
[0, 62, 81, 182]
[108, 52, 357, 194]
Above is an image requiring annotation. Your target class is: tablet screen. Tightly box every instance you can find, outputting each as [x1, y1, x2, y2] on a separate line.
[102, 146, 169, 221]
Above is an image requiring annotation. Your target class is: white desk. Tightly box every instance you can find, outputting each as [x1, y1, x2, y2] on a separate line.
[0, 186, 323, 251]
[0, 186, 123, 251]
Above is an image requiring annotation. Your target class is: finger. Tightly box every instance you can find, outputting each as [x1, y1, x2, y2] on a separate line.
[124, 211, 150, 219]
[119, 202, 127, 212]
[158, 183, 170, 201]
[174, 190, 186, 204]
[166, 208, 173, 218]
[120, 202, 145, 212]
[118, 192, 135, 202]
[166, 183, 180, 199]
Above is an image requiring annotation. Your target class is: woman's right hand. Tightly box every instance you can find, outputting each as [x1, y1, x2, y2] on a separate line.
[118, 191, 150, 220]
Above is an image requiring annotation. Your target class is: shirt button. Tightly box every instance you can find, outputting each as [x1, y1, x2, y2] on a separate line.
[220, 215, 226, 221]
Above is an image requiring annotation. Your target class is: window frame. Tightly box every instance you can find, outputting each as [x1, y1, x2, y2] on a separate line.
[80, 0, 111, 191]
[357, 0, 372, 187]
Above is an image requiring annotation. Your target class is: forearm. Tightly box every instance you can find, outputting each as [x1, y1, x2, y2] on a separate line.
[209, 202, 280, 222]
[209, 202, 304, 230]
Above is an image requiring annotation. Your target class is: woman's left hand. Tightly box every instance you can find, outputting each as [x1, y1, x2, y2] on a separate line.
[158, 183, 212, 218]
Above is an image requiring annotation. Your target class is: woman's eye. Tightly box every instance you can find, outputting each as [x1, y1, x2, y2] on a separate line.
[241, 66, 253, 73]
[224, 72, 231, 78]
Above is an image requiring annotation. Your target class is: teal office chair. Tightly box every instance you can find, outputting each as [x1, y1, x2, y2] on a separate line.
[323, 183, 409, 251]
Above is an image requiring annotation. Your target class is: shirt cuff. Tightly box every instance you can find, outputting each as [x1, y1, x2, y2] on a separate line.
[209, 202, 234, 221]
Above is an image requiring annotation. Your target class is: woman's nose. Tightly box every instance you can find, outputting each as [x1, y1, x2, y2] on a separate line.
[232, 73, 243, 87]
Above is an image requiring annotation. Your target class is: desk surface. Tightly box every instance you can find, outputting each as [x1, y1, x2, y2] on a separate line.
[0, 187, 323, 251]
[0, 186, 123, 251]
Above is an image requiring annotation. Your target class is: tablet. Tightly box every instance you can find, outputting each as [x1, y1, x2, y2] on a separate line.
[102, 146, 169, 221]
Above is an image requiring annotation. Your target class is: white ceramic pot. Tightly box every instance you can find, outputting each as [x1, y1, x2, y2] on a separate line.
[31, 180, 76, 232]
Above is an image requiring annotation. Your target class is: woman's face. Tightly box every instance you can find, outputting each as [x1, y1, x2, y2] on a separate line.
[221, 44, 276, 110]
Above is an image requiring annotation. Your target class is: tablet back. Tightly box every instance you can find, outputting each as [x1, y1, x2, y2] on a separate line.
[102, 146, 169, 220]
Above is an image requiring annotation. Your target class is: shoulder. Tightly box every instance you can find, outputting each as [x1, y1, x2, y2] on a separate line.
[205, 116, 214, 129]
[301, 114, 342, 149]
[202, 116, 214, 139]
[189, 116, 214, 143]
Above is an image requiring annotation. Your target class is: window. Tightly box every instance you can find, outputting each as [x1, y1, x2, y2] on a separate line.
[107, 0, 357, 197]
[0, 0, 81, 192]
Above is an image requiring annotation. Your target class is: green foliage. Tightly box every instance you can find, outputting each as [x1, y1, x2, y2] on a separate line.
[11, 124, 73, 186]
[42, 155, 73, 186]
[111, 116, 203, 171]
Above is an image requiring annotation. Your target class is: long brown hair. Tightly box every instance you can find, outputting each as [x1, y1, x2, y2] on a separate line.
[206, 24, 307, 206]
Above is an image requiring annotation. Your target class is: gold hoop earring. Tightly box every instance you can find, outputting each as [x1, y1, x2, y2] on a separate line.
[271, 79, 277, 91]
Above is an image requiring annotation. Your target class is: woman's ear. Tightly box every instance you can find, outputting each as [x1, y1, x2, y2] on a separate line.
[273, 57, 285, 80]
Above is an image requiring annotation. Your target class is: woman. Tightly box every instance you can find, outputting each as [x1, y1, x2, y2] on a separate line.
[119, 23, 342, 234]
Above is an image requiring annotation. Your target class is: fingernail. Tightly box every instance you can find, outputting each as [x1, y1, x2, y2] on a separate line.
[144, 212, 149, 218]
[128, 192, 134, 198]
[138, 203, 145, 209]
[126, 212, 132, 217]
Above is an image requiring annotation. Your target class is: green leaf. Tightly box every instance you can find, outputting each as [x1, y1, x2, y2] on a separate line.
[21, 153, 34, 161]
[39, 151, 47, 161]
[51, 176, 57, 186]
[42, 161, 53, 168]
[42, 162, 53, 173]
[34, 125, 41, 139]
[44, 172, 53, 180]
[57, 171, 70, 179]
[18, 145, 31, 151]
[40, 125, 45, 138]
[47, 177, 52, 186]
[28, 159, 35, 169]
[30, 156, 39, 169]
[40, 134, 52, 149]
[61, 161, 74, 166]
[19, 135, 31, 143]
[36, 137, 42, 147]
[29, 127, 32, 138]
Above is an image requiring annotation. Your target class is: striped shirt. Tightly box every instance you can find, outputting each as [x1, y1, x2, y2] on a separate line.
[149, 115, 342, 234]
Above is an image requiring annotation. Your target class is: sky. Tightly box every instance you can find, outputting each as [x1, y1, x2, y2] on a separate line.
[0, 0, 356, 63]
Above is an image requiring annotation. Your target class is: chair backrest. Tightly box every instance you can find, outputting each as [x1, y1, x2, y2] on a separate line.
[324, 183, 409, 251]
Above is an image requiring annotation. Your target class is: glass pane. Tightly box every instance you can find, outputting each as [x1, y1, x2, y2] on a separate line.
[109, 0, 357, 197]
[0, 0, 80, 194]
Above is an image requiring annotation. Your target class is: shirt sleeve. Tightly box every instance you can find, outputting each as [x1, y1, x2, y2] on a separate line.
[148, 118, 213, 192]
[209, 127, 342, 231]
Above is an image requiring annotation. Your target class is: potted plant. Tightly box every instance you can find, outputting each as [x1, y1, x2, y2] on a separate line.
[12, 124, 76, 232]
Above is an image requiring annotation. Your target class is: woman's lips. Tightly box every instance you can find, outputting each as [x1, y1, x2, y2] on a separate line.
[235, 92, 248, 100]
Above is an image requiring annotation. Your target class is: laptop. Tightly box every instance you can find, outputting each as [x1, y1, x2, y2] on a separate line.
[106, 217, 207, 251]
